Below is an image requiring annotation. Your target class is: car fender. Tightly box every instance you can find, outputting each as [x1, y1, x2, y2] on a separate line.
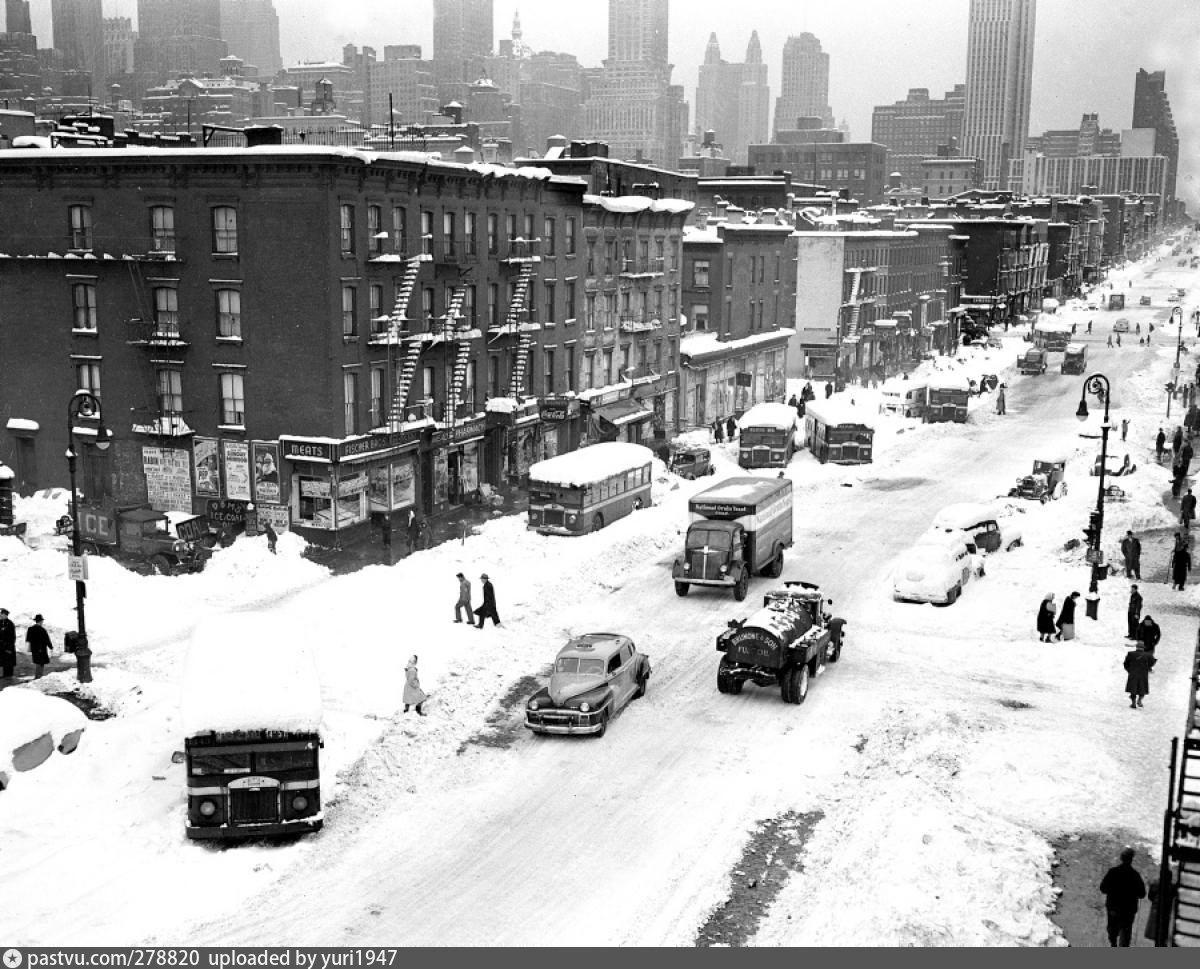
[566, 685, 614, 713]
[636, 655, 652, 681]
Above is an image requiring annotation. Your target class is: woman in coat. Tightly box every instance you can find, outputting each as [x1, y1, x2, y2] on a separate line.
[403, 655, 428, 715]
[25, 613, 52, 679]
[1036, 593, 1057, 642]
[1123, 643, 1156, 708]
[1056, 591, 1080, 641]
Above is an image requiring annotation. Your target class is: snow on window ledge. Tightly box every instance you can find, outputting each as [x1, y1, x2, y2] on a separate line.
[71, 328, 98, 336]
[217, 424, 247, 433]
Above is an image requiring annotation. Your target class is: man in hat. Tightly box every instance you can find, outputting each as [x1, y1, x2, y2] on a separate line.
[1099, 847, 1146, 946]
[453, 572, 472, 624]
[474, 573, 501, 629]
[25, 614, 52, 679]
[0, 608, 16, 679]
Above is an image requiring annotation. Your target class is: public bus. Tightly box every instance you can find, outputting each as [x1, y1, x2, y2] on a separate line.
[181, 614, 324, 841]
[1033, 319, 1072, 352]
[804, 399, 875, 465]
[925, 374, 971, 423]
[737, 402, 802, 469]
[528, 442, 654, 535]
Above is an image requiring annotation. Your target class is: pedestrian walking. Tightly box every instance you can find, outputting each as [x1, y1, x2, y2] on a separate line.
[1087, 319, 1093, 334]
[1036, 592, 1057, 642]
[25, 614, 51, 679]
[474, 573, 501, 628]
[713, 418, 725, 444]
[1156, 427, 1167, 463]
[1135, 615, 1161, 654]
[1107, 334, 1114, 348]
[1182, 440, 1194, 475]
[995, 385, 1007, 415]
[1116, 333, 1122, 347]
[1173, 425, 1184, 457]
[1172, 456, 1185, 498]
[1183, 489, 1197, 529]
[788, 394, 799, 410]
[0, 607, 15, 679]
[261, 520, 278, 554]
[1123, 644, 1156, 710]
[453, 572, 472, 623]
[1120, 418, 1129, 442]
[1170, 541, 1192, 590]
[1056, 591, 1080, 641]
[1127, 584, 1143, 639]
[1136, 322, 1141, 335]
[825, 382, 834, 399]
[409, 515, 429, 552]
[726, 416, 737, 440]
[1121, 531, 1142, 579]
[403, 655, 428, 715]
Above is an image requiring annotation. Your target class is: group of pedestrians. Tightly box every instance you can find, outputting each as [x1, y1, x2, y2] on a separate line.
[453, 572, 501, 629]
[711, 416, 738, 444]
[0, 609, 55, 682]
[786, 383, 817, 420]
[1034, 591, 1080, 642]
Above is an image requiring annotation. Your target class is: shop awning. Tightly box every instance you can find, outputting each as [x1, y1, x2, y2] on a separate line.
[594, 398, 653, 428]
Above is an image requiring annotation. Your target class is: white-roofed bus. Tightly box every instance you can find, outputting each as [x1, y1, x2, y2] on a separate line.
[527, 442, 654, 535]
[181, 615, 324, 841]
[737, 402, 802, 469]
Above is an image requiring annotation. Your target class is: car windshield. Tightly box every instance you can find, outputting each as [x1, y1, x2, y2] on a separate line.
[686, 527, 732, 550]
[555, 657, 605, 675]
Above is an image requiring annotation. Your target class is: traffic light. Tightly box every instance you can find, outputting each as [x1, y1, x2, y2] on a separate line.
[1083, 510, 1102, 547]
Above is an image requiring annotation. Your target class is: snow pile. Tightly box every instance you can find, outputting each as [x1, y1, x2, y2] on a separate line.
[0, 688, 87, 773]
[180, 613, 323, 736]
[583, 194, 694, 216]
[529, 442, 654, 487]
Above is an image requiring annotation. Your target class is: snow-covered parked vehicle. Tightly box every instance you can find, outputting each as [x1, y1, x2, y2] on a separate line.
[525, 633, 650, 737]
[892, 539, 973, 606]
[715, 581, 844, 704]
[1009, 456, 1068, 503]
[0, 689, 86, 792]
[931, 501, 1024, 553]
[915, 527, 985, 577]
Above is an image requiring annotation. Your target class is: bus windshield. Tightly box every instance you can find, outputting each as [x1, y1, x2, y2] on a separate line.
[529, 484, 583, 508]
[686, 526, 733, 550]
[555, 657, 606, 675]
[741, 429, 789, 448]
[190, 751, 252, 775]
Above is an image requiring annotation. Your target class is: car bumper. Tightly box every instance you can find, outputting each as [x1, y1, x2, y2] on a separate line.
[893, 587, 952, 604]
[525, 710, 605, 734]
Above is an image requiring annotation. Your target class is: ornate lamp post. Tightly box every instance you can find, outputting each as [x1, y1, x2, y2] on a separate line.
[65, 390, 111, 683]
[1076, 374, 1110, 619]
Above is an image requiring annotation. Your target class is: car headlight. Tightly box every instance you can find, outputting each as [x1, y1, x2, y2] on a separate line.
[579, 702, 590, 713]
[291, 795, 309, 812]
[683, 563, 691, 571]
[720, 564, 729, 573]
[199, 799, 217, 817]
[529, 699, 539, 711]
[173, 540, 187, 553]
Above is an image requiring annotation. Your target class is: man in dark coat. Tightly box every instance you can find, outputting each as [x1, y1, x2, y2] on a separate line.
[1100, 847, 1147, 946]
[1123, 643, 1156, 709]
[824, 382, 834, 399]
[1156, 427, 1167, 463]
[1182, 489, 1197, 529]
[725, 416, 737, 440]
[0, 607, 16, 679]
[1183, 441, 1195, 475]
[1173, 425, 1184, 457]
[788, 394, 799, 410]
[1127, 585, 1143, 640]
[474, 573, 501, 628]
[1055, 592, 1080, 641]
[25, 613, 52, 679]
[1120, 531, 1142, 579]
[1135, 615, 1161, 654]
[1171, 542, 1192, 590]
[712, 419, 724, 444]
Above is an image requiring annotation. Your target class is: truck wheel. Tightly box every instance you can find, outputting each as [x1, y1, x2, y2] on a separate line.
[790, 665, 810, 705]
[828, 639, 842, 663]
[779, 668, 795, 703]
[1039, 494, 1048, 505]
[718, 656, 741, 695]
[150, 554, 172, 575]
[763, 547, 784, 578]
[674, 581, 690, 597]
[733, 573, 748, 602]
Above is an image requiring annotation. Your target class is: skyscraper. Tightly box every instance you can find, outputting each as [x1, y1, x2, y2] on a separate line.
[51, 0, 105, 94]
[961, 0, 1036, 190]
[136, 0, 226, 84]
[584, 0, 687, 166]
[220, 0, 281, 76]
[1132, 69, 1179, 206]
[694, 31, 769, 165]
[432, 0, 493, 104]
[774, 33, 832, 136]
[5, 0, 31, 35]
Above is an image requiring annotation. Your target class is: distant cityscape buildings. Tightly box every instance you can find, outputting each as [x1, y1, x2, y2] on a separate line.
[51, 0, 104, 94]
[136, 0, 226, 82]
[693, 31, 769, 166]
[432, 0, 493, 105]
[962, 0, 1036, 190]
[219, 0, 281, 76]
[774, 33, 832, 136]
[871, 85, 966, 187]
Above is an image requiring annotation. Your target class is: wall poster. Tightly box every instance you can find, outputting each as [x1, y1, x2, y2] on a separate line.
[252, 442, 281, 504]
[193, 437, 221, 497]
[222, 440, 252, 501]
[142, 446, 192, 513]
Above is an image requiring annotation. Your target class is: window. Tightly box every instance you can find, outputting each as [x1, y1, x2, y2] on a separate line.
[220, 372, 245, 426]
[604, 293, 617, 328]
[342, 285, 356, 336]
[506, 213, 517, 242]
[487, 213, 499, 254]
[463, 359, 476, 411]
[421, 365, 435, 401]
[422, 287, 435, 323]
[216, 289, 241, 339]
[693, 260, 710, 287]
[339, 204, 355, 255]
[655, 238, 664, 266]
[369, 284, 384, 333]
[639, 239, 649, 270]
[488, 355, 500, 397]
[602, 348, 613, 385]
[443, 211, 456, 256]
[585, 293, 596, 331]
[653, 341, 662, 372]
[524, 214, 534, 242]
[342, 372, 357, 435]
[369, 367, 385, 427]
[72, 283, 97, 331]
[544, 281, 556, 324]
[621, 343, 631, 373]
[212, 206, 238, 254]
[420, 211, 433, 255]
[605, 241, 616, 274]
[725, 255, 733, 286]
[462, 284, 476, 325]
[68, 204, 92, 250]
[150, 205, 175, 253]
[566, 217, 577, 255]
[488, 282, 499, 328]
[76, 362, 100, 398]
[465, 212, 477, 256]
[367, 205, 382, 255]
[152, 287, 178, 336]
[157, 368, 182, 415]
[587, 240, 596, 275]
[565, 349, 575, 392]
[392, 206, 407, 253]
[584, 352, 596, 390]
[543, 217, 556, 255]
[692, 304, 709, 330]
[543, 349, 554, 394]
[565, 281, 576, 321]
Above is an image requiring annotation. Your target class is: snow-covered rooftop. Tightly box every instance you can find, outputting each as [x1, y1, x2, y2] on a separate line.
[739, 402, 801, 430]
[680, 328, 795, 361]
[529, 442, 654, 487]
[583, 194, 693, 215]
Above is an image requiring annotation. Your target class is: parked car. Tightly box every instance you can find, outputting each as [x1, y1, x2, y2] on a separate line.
[525, 633, 651, 737]
[667, 445, 714, 480]
[1113, 318, 1131, 333]
[1139, 295, 1152, 306]
[915, 527, 986, 577]
[931, 502, 1024, 553]
[1009, 457, 1068, 503]
[0, 689, 87, 792]
[892, 544, 972, 606]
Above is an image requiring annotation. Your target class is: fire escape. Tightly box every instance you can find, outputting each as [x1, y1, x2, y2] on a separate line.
[489, 247, 540, 399]
[124, 257, 193, 437]
[843, 268, 865, 343]
[1164, 630, 1200, 946]
[378, 254, 431, 430]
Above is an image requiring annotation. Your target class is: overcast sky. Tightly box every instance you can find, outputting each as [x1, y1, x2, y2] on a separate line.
[23, 0, 1200, 207]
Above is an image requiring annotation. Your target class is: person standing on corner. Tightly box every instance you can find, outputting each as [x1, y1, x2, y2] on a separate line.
[1120, 418, 1129, 442]
[475, 573, 501, 629]
[995, 384, 1007, 415]
[1156, 427, 1167, 463]
[1182, 439, 1194, 476]
[453, 572, 472, 624]
[1123, 642, 1156, 710]
[725, 415, 737, 441]
[1170, 540, 1192, 590]
[712, 418, 724, 444]
[1055, 591, 1080, 641]
[25, 613, 52, 679]
[1127, 584, 1144, 640]
[1120, 531, 1140, 579]
[1183, 489, 1197, 530]
[1036, 592, 1057, 643]
[403, 655, 427, 715]
[0, 608, 15, 680]
[1100, 848, 1147, 946]
[1173, 425, 1184, 458]
[824, 382, 833, 399]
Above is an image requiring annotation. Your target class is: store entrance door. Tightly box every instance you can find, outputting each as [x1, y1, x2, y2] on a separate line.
[447, 450, 463, 505]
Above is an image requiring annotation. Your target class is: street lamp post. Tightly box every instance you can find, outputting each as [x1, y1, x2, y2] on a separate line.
[65, 390, 111, 683]
[1168, 305, 1184, 418]
[1076, 374, 1111, 619]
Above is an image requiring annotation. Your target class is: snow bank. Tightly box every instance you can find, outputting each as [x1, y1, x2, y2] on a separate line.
[529, 442, 653, 487]
[180, 613, 322, 736]
[0, 688, 87, 773]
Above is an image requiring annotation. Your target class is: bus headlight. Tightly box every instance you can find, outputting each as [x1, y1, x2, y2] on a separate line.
[291, 795, 309, 812]
[579, 702, 591, 713]
[720, 565, 729, 574]
[567, 514, 577, 523]
[199, 799, 218, 817]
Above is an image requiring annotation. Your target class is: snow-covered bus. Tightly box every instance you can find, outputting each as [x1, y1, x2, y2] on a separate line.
[181, 615, 324, 841]
[528, 442, 654, 535]
[925, 374, 971, 423]
[804, 399, 875, 465]
[737, 402, 802, 469]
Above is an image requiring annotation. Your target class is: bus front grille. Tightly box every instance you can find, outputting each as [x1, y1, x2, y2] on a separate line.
[542, 509, 564, 527]
[230, 787, 279, 824]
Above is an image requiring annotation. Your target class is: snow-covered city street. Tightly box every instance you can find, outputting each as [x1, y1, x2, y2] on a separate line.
[2, 244, 1197, 946]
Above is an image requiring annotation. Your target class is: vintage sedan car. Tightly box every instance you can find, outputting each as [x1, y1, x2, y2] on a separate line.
[892, 545, 971, 606]
[1113, 318, 1131, 333]
[932, 501, 1024, 553]
[525, 633, 651, 737]
[0, 689, 87, 791]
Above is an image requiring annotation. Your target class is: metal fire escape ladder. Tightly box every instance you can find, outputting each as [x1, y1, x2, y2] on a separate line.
[385, 256, 431, 430]
[844, 269, 864, 342]
[441, 288, 471, 417]
[1168, 631, 1200, 947]
[124, 259, 171, 434]
[490, 261, 537, 397]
